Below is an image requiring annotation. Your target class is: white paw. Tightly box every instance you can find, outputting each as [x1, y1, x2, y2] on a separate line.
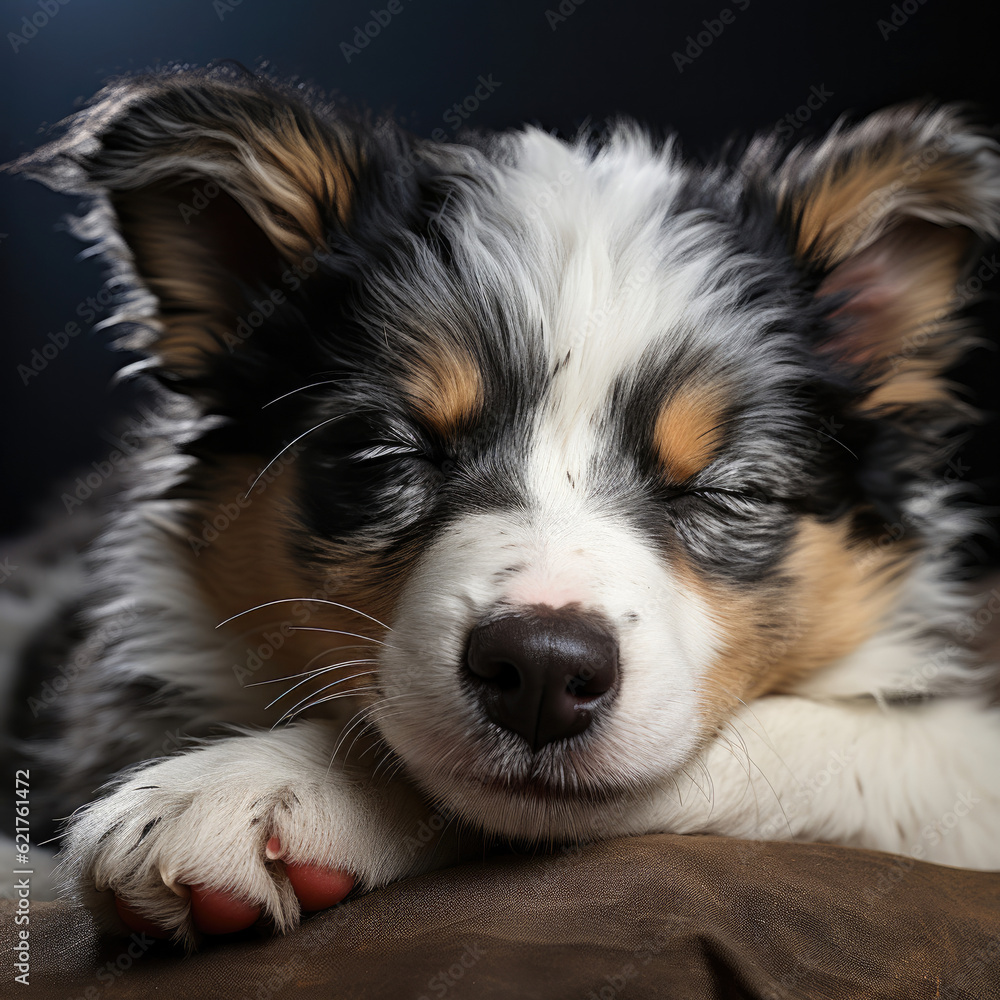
[57, 723, 441, 948]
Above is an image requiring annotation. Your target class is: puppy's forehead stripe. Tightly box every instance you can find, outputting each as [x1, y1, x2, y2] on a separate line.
[653, 385, 727, 483]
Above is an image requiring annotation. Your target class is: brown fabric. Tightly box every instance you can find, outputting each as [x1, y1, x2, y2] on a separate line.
[5, 834, 998, 999]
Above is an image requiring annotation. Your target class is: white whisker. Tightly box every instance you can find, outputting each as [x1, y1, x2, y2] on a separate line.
[216, 598, 391, 632]
[274, 685, 380, 728]
[265, 666, 377, 709]
[332, 707, 379, 764]
[244, 413, 351, 498]
[262, 379, 344, 409]
[289, 626, 390, 647]
[245, 659, 378, 688]
[300, 644, 378, 671]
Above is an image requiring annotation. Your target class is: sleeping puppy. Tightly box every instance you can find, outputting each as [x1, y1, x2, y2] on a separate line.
[8, 66, 1000, 948]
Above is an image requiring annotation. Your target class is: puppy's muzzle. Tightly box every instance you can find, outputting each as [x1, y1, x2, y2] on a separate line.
[463, 606, 619, 752]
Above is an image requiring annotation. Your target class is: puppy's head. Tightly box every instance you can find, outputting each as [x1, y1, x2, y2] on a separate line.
[18, 70, 1000, 837]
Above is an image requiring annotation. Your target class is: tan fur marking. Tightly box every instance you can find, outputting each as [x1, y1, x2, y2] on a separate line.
[653, 386, 726, 482]
[680, 517, 914, 730]
[187, 458, 406, 722]
[403, 345, 483, 436]
[780, 122, 983, 411]
[817, 222, 969, 409]
[243, 117, 356, 255]
[114, 194, 233, 376]
[790, 144, 977, 266]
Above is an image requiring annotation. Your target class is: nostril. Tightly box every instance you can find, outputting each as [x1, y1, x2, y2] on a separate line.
[470, 657, 520, 691]
[494, 661, 520, 690]
[567, 672, 602, 699]
[565, 650, 618, 701]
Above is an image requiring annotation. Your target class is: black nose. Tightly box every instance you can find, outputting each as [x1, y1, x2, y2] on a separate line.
[464, 606, 619, 752]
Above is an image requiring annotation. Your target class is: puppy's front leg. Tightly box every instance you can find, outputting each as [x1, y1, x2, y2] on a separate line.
[640, 695, 1000, 868]
[60, 721, 460, 948]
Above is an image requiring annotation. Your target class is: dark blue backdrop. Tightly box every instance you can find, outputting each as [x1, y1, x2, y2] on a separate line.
[1, 0, 998, 562]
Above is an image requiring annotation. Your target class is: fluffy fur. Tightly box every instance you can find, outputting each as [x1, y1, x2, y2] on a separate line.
[6, 66, 1000, 949]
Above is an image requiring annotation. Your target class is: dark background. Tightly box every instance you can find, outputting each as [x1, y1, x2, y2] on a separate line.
[1, 0, 998, 563]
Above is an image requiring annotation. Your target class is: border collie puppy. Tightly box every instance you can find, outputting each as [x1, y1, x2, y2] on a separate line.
[7, 66, 1000, 948]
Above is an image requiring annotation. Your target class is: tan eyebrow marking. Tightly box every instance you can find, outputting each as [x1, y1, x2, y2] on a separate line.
[653, 384, 726, 482]
[402, 344, 484, 436]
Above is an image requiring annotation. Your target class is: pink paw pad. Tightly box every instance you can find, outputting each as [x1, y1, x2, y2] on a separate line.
[188, 884, 262, 934]
[267, 836, 356, 911]
[113, 837, 356, 938]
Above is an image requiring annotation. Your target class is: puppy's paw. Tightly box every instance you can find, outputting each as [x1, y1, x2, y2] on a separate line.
[62, 773, 352, 948]
[57, 726, 433, 949]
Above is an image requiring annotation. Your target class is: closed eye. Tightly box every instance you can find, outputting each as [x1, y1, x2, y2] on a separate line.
[689, 486, 764, 501]
[347, 440, 459, 478]
[349, 443, 423, 462]
[677, 486, 771, 510]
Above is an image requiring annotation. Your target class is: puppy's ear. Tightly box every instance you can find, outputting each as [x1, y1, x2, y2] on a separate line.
[10, 68, 363, 379]
[759, 105, 1000, 409]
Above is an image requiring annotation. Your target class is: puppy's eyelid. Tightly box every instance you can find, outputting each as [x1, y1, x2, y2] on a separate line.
[350, 443, 421, 461]
[680, 485, 770, 504]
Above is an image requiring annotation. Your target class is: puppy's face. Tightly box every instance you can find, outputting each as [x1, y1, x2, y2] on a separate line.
[20, 72, 998, 837]
[348, 136, 933, 831]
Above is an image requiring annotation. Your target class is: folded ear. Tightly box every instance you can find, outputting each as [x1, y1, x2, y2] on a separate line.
[756, 104, 1000, 409]
[9, 68, 365, 379]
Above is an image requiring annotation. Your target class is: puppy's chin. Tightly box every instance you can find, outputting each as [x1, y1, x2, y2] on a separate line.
[416, 764, 655, 843]
[373, 713, 673, 841]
